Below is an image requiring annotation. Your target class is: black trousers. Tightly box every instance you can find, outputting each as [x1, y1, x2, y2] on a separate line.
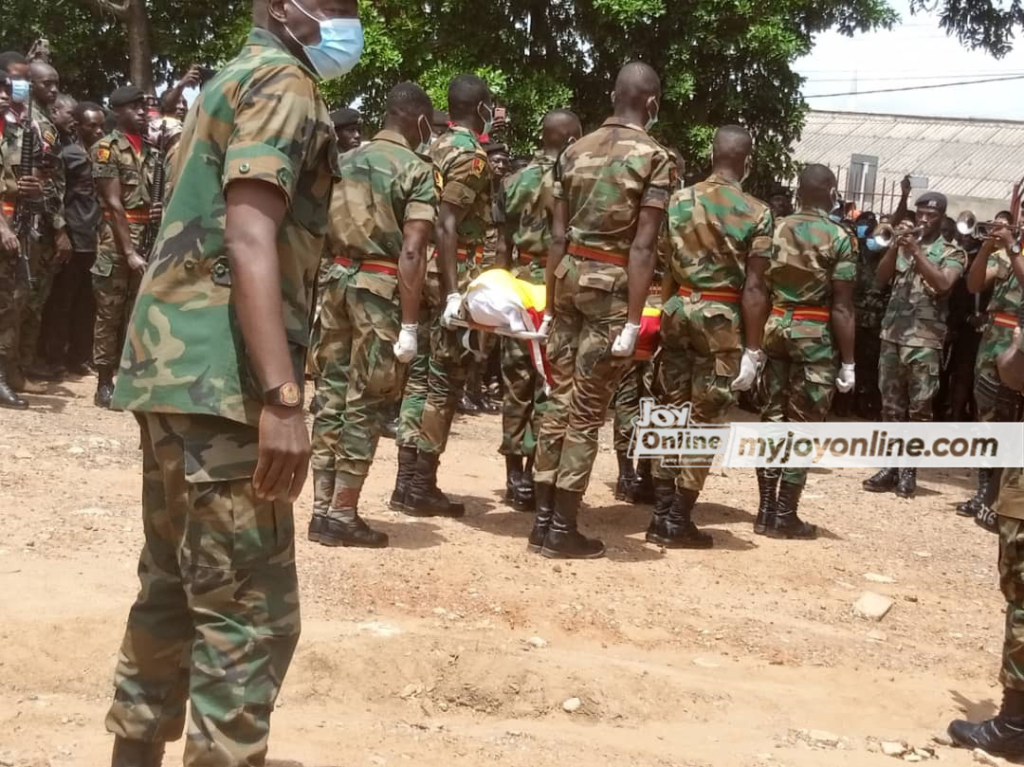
[40, 250, 96, 368]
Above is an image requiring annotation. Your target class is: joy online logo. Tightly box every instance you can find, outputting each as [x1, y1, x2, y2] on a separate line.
[629, 400, 731, 466]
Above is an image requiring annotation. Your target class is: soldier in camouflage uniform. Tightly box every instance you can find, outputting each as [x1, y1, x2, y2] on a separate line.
[308, 81, 436, 550]
[494, 109, 581, 511]
[852, 213, 889, 418]
[391, 74, 493, 518]
[759, 164, 857, 539]
[103, 2, 352, 761]
[650, 126, 774, 547]
[18, 61, 72, 383]
[959, 213, 1021, 531]
[948, 322, 1024, 755]
[864, 192, 966, 498]
[528, 62, 673, 559]
[90, 85, 157, 409]
[0, 71, 39, 410]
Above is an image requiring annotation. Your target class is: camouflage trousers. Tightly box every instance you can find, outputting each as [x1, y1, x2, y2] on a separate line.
[92, 260, 142, 369]
[17, 234, 58, 372]
[975, 323, 1016, 422]
[0, 247, 28, 366]
[652, 294, 742, 492]
[533, 255, 631, 493]
[612, 361, 654, 453]
[310, 267, 406, 490]
[878, 340, 940, 422]
[500, 335, 549, 457]
[997, 464, 1024, 690]
[396, 260, 475, 456]
[106, 412, 299, 763]
[761, 312, 837, 487]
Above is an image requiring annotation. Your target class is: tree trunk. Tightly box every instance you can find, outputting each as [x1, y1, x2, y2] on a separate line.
[127, 0, 153, 92]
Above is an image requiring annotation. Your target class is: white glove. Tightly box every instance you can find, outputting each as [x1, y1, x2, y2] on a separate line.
[836, 363, 856, 393]
[730, 348, 765, 392]
[441, 292, 463, 329]
[538, 312, 555, 339]
[393, 323, 418, 363]
[611, 322, 641, 357]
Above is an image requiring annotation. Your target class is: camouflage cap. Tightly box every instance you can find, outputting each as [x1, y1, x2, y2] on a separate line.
[915, 191, 947, 214]
[110, 85, 145, 108]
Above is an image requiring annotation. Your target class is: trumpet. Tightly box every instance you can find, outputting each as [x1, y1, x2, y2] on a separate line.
[956, 210, 1021, 240]
[873, 223, 924, 249]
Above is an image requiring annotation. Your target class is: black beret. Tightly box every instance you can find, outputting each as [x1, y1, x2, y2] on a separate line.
[330, 107, 361, 128]
[915, 191, 947, 214]
[110, 85, 145, 108]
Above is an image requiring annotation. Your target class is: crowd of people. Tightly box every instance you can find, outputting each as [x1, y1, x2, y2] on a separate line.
[4, 0, 1024, 762]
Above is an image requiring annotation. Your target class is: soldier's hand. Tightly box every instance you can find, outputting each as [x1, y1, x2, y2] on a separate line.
[127, 251, 147, 272]
[441, 292, 463, 329]
[0, 225, 18, 254]
[254, 404, 311, 502]
[611, 322, 641, 357]
[393, 323, 418, 363]
[538, 312, 554, 339]
[182, 65, 203, 88]
[836, 363, 856, 393]
[17, 176, 42, 199]
[900, 175, 912, 196]
[998, 331, 1024, 393]
[731, 348, 764, 392]
[55, 229, 72, 264]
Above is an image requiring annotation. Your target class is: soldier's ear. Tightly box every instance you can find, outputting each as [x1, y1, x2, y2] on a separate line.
[266, 0, 288, 24]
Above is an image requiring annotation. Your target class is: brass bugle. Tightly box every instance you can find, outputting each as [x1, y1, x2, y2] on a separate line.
[956, 210, 1021, 240]
[873, 223, 924, 249]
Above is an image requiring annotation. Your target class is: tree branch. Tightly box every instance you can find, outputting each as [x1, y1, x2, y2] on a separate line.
[76, 0, 130, 21]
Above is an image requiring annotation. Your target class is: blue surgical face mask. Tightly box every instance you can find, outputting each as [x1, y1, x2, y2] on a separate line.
[286, 0, 364, 81]
[478, 102, 494, 135]
[856, 224, 869, 239]
[10, 79, 30, 105]
[866, 236, 883, 252]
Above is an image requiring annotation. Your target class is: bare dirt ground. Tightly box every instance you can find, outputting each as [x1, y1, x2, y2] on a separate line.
[0, 374, 1010, 766]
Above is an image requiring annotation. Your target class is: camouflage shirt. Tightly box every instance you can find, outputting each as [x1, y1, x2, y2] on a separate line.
[666, 173, 773, 291]
[854, 246, 891, 329]
[327, 129, 436, 267]
[91, 128, 157, 259]
[430, 125, 491, 246]
[501, 149, 557, 256]
[0, 119, 21, 206]
[556, 117, 674, 256]
[987, 249, 1022, 319]
[768, 209, 856, 306]
[29, 99, 64, 231]
[880, 237, 967, 349]
[111, 28, 337, 425]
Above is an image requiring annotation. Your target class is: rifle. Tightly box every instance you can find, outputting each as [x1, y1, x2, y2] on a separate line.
[12, 99, 40, 288]
[139, 121, 167, 261]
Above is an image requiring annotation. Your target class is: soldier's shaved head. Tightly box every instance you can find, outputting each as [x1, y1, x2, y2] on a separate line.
[448, 74, 491, 121]
[385, 81, 434, 151]
[613, 61, 661, 104]
[541, 109, 582, 151]
[29, 60, 59, 107]
[709, 125, 752, 186]
[29, 61, 56, 81]
[797, 163, 837, 211]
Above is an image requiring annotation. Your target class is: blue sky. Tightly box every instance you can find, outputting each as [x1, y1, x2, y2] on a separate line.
[794, 0, 1024, 120]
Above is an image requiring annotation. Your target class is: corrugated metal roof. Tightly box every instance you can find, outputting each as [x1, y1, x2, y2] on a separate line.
[792, 111, 1024, 202]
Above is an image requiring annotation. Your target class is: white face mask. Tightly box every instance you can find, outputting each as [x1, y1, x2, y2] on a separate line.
[416, 115, 432, 154]
[284, 0, 364, 81]
[645, 97, 659, 131]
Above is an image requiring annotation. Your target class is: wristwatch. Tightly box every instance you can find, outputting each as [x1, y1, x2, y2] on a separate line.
[1011, 241, 1022, 257]
[264, 381, 302, 408]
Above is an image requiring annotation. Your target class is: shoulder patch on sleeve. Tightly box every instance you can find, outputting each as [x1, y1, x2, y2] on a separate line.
[433, 167, 444, 193]
[471, 155, 487, 176]
[96, 145, 111, 163]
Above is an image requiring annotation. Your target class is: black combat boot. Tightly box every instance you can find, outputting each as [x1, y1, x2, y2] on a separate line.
[540, 488, 605, 559]
[111, 736, 165, 767]
[512, 455, 535, 512]
[94, 365, 115, 408]
[754, 468, 780, 535]
[958, 468, 992, 517]
[948, 688, 1024, 756]
[389, 445, 417, 511]
[527, 482, 555, 552]
[614, 450, 636, 501]
[647, 488, 714, 549]
[863, 467, 898, 493]
[504, 454, 524, 504]
[627, 459, 655, 504]
[646, 478, 676, 543]
[895, 467, 917, 499]
[767, 480, 817, 539]
[306, 469, 334, 543]
[0, 364, 28, 410]
[976, 467, 1003, 535]
[404, 451, 465, 518]
[319, 486, 389, 549]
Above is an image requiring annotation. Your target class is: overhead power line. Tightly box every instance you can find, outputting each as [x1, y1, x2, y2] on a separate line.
[805, 74, 1024, 98]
